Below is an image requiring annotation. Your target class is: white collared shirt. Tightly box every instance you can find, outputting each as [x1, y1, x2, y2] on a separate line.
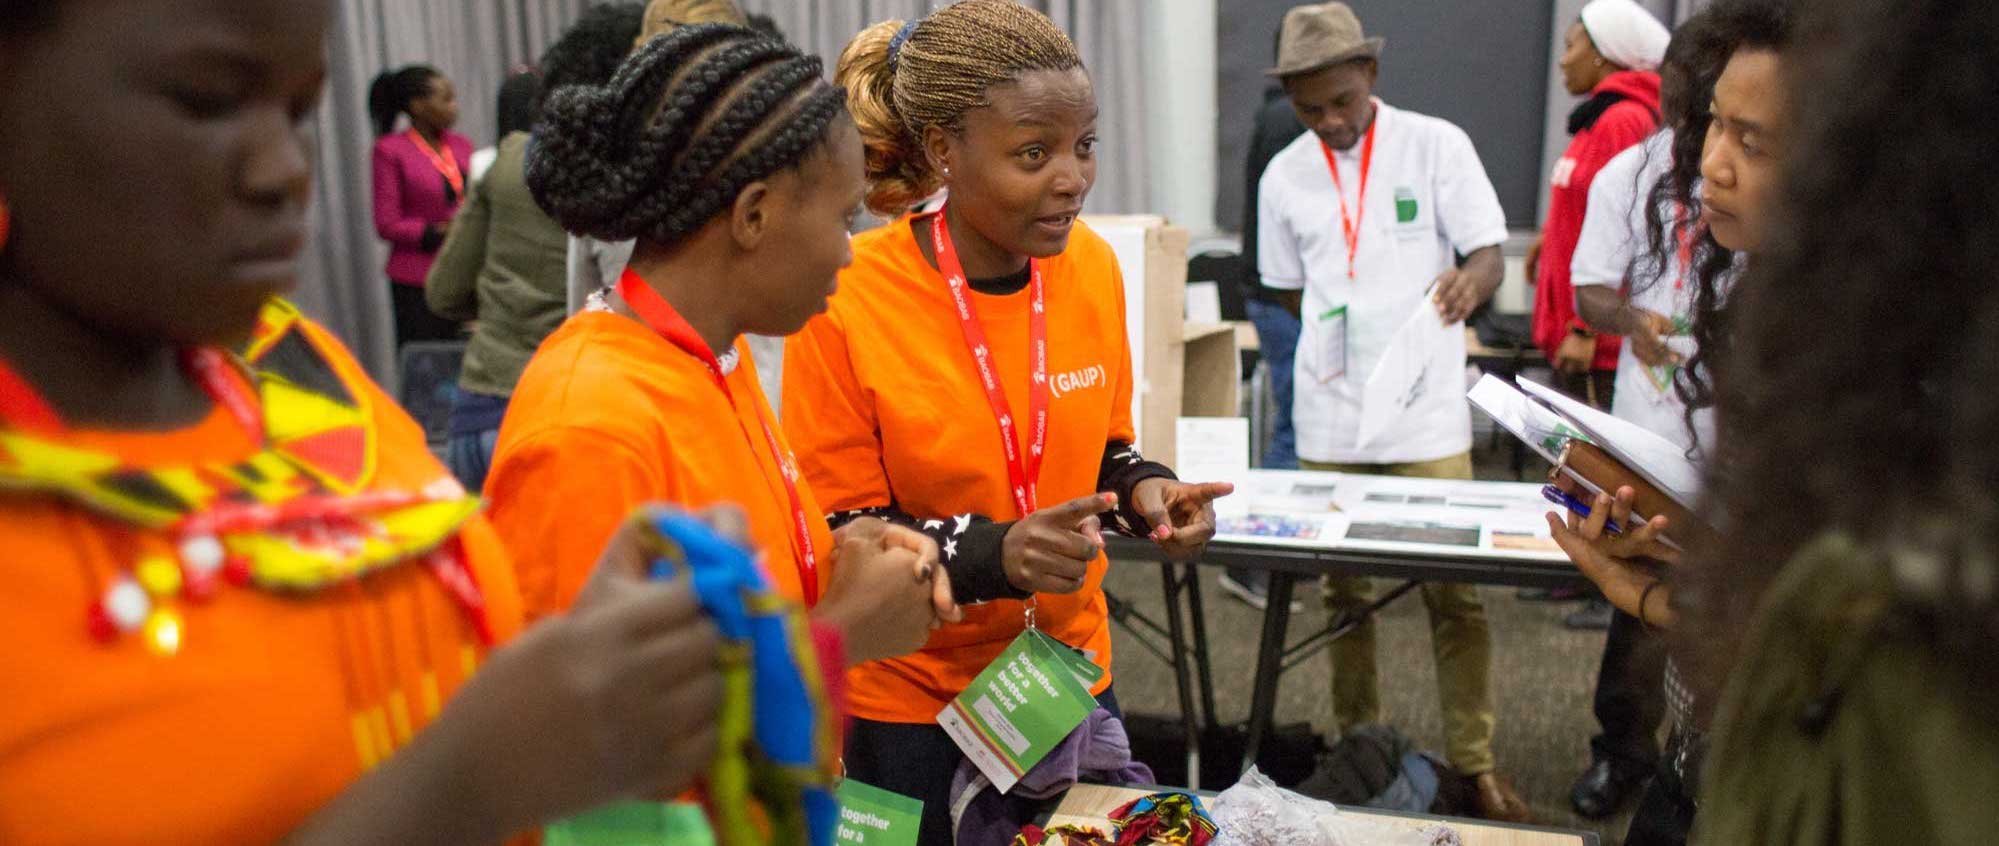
[1571, 131, 1717, 453]
[1258, 101, 1509, 463]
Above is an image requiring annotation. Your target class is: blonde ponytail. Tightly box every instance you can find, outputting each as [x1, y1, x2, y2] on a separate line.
[837, 19, 939, 217]
[837, 0, 1084, 217]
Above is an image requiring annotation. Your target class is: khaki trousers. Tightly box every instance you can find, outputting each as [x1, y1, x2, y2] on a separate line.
[1303, 452, 1496, 774]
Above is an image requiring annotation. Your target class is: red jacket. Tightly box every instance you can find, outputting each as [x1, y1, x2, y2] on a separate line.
[1533, 70, 1661, 370]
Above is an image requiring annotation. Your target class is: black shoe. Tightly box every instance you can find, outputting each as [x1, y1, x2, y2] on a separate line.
[1569, 758, 1649, 819]
[1564, 598, 1615, 630]
[1218, 569, 1303, 613]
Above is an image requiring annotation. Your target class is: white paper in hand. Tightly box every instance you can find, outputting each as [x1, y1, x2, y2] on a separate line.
[1516, 376, 1703, 506]
[1467, 375, 1589, 465]
[1356, 298, 1455, 450]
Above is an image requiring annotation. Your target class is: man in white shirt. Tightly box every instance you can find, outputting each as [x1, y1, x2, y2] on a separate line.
[1257, 2, 1522, 822]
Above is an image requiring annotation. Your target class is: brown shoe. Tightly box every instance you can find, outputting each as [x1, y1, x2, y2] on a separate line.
[1474, 771, 1533, 823]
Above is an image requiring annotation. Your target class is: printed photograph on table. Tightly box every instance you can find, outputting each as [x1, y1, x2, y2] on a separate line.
[1345, 519, 1483, 548]
[1491, 530, 1563, 553]
[1218, 512, 1329, 540]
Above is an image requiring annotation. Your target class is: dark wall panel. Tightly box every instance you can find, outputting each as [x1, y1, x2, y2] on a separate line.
[1216, 1, 1554, 230]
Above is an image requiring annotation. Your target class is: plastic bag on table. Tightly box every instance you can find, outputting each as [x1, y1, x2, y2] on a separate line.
[1209, 767, 1461, 846]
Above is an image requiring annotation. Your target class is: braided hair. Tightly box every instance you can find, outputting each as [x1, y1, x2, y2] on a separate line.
[525, 23, 847, 248]
[837, 0, 1084, 216]
[367, 65, 441, 136]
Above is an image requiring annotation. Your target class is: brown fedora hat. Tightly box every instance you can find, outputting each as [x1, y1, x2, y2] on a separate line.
[1267, 2, 1385, 78]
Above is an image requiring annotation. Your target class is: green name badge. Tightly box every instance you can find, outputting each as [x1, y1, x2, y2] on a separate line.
[936, 628, 1101, 793]
[1395, 186, 1420, 223]
[543, 800, 716, 846]
[833, 780, 924, 846]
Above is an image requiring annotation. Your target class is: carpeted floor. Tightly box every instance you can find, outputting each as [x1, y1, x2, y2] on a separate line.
[1099, 439, 1651, 844]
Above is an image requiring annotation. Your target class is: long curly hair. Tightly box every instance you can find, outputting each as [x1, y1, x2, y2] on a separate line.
[1633, 0, 1790, 427]
[1686, 0, 1999, 700]
[835, 0, 1083, 216]
[524, 23, 846, 247]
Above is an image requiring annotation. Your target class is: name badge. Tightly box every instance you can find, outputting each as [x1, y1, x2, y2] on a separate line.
[936, 628, 1104, 793]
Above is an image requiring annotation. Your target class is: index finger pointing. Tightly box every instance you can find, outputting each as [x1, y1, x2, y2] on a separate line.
[1187, 481, 1236, 503]
[1047, 492, 1116, 522]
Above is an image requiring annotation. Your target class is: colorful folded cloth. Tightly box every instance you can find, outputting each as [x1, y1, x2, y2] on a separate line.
[1014, 823, 1115, 846]
[1108, 792, 1218, 846]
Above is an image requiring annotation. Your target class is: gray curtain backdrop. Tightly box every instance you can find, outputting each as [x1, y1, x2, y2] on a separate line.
[301, 0, 1150, 383]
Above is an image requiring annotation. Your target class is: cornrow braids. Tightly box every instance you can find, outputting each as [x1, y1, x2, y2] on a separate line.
[837, 0, 1084, 216]
[526, 23, 848, 248]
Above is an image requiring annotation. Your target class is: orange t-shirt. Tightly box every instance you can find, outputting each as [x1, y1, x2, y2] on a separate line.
[783, 217, 1135, 723]
[0, 317, 526, 845]
[486, 310, 835, 620]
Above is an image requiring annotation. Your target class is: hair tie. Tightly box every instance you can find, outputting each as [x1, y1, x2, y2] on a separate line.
[887, 19, 920, 70]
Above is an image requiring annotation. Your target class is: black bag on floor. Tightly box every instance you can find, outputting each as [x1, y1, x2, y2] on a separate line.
[1293, 724, 1478, 817]
[1121, 713, 1322, 791]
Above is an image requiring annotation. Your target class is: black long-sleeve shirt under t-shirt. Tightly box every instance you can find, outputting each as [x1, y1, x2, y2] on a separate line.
[824, 266, 1178, 604]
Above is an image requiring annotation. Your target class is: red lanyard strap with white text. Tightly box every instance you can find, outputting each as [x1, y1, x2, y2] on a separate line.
[1672, 202, 1696, 293]
[616, 269, 821, 605]
[929, 207, 1048, 518]
[0, 348, 262, 442]
[407, 129, 465, 199]
[1316, 109, 1379, 280]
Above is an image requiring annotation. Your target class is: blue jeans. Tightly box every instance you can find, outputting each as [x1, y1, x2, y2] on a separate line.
[1246, 298, 1301, 470]
[445, 390, 509, 492]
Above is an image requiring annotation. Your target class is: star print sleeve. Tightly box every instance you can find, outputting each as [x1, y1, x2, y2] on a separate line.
[826, 506, 1027, 605]
[1097, 439, 1178, 537]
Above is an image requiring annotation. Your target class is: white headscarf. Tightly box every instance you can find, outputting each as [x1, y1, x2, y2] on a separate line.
[1580, 0, 1671, 72]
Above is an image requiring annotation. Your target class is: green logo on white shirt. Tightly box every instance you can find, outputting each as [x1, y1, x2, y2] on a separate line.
[1395, 186, 1419, 223]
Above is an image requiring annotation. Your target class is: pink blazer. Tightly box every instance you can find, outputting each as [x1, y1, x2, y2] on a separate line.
[371, 130, 473, 286]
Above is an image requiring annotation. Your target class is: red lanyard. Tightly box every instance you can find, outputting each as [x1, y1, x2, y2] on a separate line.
[929, 207, 1048, 518]
[1671, 203, 1696, 292]
[0, 348, 262, 442]
[615, 270, 820, 605]
[1316, 110, 1379, 280]
[407, 129, 464, 199]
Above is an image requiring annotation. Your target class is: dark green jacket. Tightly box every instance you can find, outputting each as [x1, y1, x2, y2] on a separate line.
[425, 132, 569, 398]
[1697, 534, 1999, 844]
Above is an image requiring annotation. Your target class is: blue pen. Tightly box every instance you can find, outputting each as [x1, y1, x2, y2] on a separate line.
[1542, 484, 1623, 534]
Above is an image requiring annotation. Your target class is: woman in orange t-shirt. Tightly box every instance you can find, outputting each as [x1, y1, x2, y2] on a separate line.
[486, 24, 954, 663]
[0, 3, 725, 842]
[784, 3, 1231, 837]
